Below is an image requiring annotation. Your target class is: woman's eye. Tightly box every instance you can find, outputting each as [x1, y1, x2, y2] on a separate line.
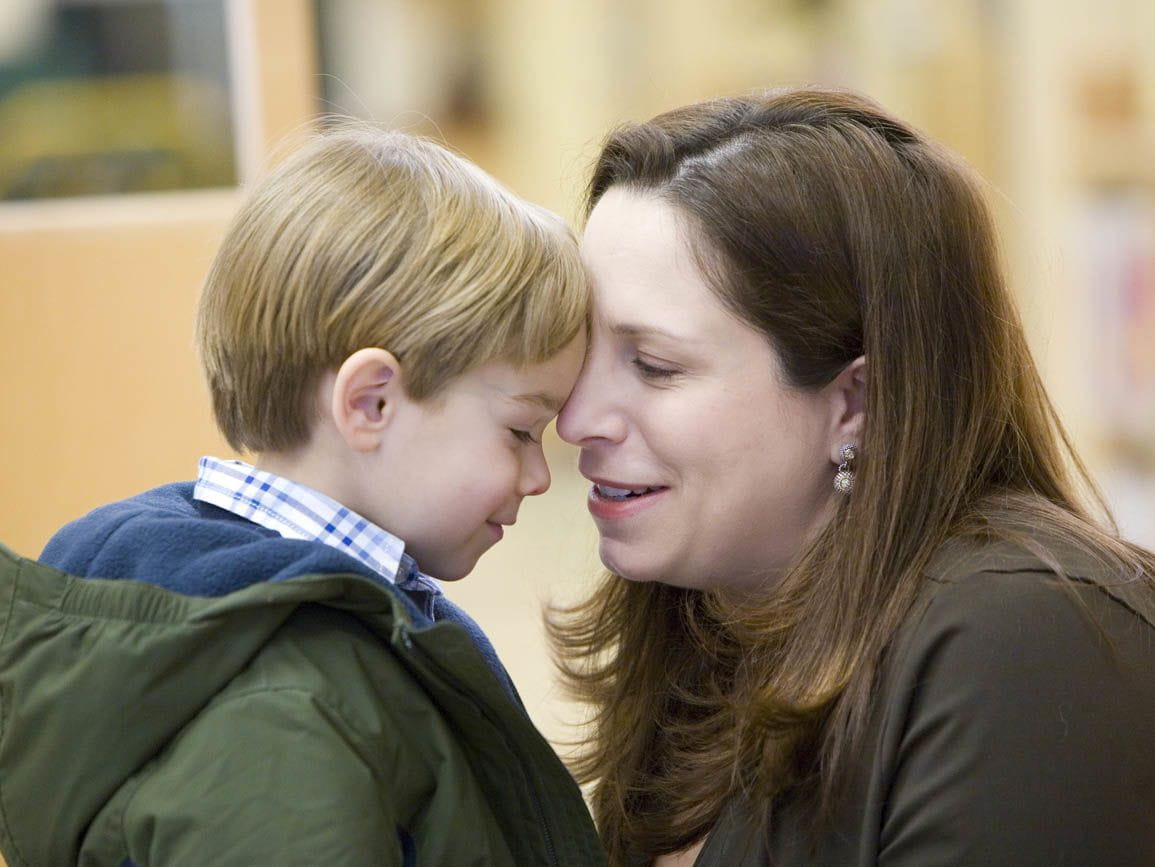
[510, 428, 539, 444]
[632, 357, 679, 380]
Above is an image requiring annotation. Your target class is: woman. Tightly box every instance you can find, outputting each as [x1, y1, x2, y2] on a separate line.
[553, 87, 1155, 867]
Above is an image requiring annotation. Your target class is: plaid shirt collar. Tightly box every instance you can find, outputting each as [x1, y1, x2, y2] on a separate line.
[193, 456, 425, 588]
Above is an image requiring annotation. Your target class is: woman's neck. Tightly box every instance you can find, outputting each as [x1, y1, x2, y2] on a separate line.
[653, 839, 706, 867]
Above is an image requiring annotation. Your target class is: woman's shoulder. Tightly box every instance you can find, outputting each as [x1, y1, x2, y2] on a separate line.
[880, 531, 1155, 728]
[916, 533, 1155, 636]
[846, 534, 1155, 866]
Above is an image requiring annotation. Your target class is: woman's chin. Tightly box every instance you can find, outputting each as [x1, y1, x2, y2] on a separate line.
[600, 542, 654, 583]
[600, 541, 694, 587]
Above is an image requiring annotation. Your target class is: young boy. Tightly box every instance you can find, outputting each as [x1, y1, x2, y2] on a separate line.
[0, 129, 602, 865]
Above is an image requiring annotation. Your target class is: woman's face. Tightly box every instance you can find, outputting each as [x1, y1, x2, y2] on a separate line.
[557, 188, 843, 592]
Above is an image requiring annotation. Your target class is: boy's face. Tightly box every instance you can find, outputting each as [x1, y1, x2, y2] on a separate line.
[369, 336, 585, 580]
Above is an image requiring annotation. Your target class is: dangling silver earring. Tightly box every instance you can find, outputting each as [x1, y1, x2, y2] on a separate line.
[833, 443, 857, 494]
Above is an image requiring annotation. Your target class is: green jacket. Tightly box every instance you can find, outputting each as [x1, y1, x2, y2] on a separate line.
[0, 545, 606, 866]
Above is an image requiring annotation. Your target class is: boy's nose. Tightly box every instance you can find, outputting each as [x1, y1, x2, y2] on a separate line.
[518, 446, 551, 497]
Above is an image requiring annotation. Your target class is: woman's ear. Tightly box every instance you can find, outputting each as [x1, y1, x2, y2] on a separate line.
[330, 348, 404, 453]
[826, 355, 866, 464]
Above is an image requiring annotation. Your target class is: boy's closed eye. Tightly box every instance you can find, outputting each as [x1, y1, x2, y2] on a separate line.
[503, 388, 566, 447]
[511, 428, 541, 444]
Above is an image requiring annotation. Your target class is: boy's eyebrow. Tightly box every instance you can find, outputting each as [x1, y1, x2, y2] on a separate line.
[510, 391, 565, 413]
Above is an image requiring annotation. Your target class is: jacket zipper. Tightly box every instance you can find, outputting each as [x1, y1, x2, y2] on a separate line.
[398, 625, 561, 864]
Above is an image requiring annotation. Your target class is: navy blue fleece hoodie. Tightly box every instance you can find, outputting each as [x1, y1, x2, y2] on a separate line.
[40, 481, 519, 697]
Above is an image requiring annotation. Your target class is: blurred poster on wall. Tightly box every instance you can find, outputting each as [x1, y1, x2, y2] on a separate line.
[1080, 190, 1155, 545]
[0, 0, 236, 201]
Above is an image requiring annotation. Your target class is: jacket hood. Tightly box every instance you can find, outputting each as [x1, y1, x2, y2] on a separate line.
[0, 544, 418, 866]
[39, 482, 415, 602]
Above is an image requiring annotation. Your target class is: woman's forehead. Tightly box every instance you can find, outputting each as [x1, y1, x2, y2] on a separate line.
[583, 191, 721, 327]
[583, 188, 688, 265]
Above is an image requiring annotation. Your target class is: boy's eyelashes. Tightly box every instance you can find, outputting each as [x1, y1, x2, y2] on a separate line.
[510, 428, 541, 445]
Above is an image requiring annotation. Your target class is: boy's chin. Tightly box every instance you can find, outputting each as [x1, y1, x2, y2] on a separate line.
[421, 555, 478, 582]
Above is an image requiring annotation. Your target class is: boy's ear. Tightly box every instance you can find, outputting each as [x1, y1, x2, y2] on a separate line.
[330, 348, 404, 453]
[825, 355, 866, 464]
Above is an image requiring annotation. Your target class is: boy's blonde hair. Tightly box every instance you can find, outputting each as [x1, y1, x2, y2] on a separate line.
[196, 127, 589, 453]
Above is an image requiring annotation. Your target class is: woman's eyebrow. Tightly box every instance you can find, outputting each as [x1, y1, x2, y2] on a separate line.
[610, 323, 694, 343]
[610, 322, 709, 349]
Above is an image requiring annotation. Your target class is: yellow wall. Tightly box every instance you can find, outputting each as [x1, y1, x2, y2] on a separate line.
[0, 193, 235, 557]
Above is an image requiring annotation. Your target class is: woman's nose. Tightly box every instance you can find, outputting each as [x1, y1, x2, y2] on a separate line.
[556, 355, 626, 446]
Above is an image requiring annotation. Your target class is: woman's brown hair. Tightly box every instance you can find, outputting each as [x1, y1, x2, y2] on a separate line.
[550, 87, 1155, 864]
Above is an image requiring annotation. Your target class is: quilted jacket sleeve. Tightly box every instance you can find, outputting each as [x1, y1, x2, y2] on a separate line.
[93, 687, 405, 867]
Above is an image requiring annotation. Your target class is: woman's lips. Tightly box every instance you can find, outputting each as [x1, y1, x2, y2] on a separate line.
[587, 482, 668, 520]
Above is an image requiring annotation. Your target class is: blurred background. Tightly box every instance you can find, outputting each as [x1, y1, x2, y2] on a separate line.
[1, 0, 1153, 754]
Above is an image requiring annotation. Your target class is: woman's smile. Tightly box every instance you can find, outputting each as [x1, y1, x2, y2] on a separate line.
[585, 478, 670, 520]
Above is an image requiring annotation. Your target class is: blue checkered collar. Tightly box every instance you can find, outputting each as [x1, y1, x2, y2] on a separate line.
[192, 456, 433, 591]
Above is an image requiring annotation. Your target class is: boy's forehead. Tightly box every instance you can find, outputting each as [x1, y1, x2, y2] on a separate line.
[506, 389, 565, 413]
[478, 343, 584, 413]
[485, 378, 567, 416]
